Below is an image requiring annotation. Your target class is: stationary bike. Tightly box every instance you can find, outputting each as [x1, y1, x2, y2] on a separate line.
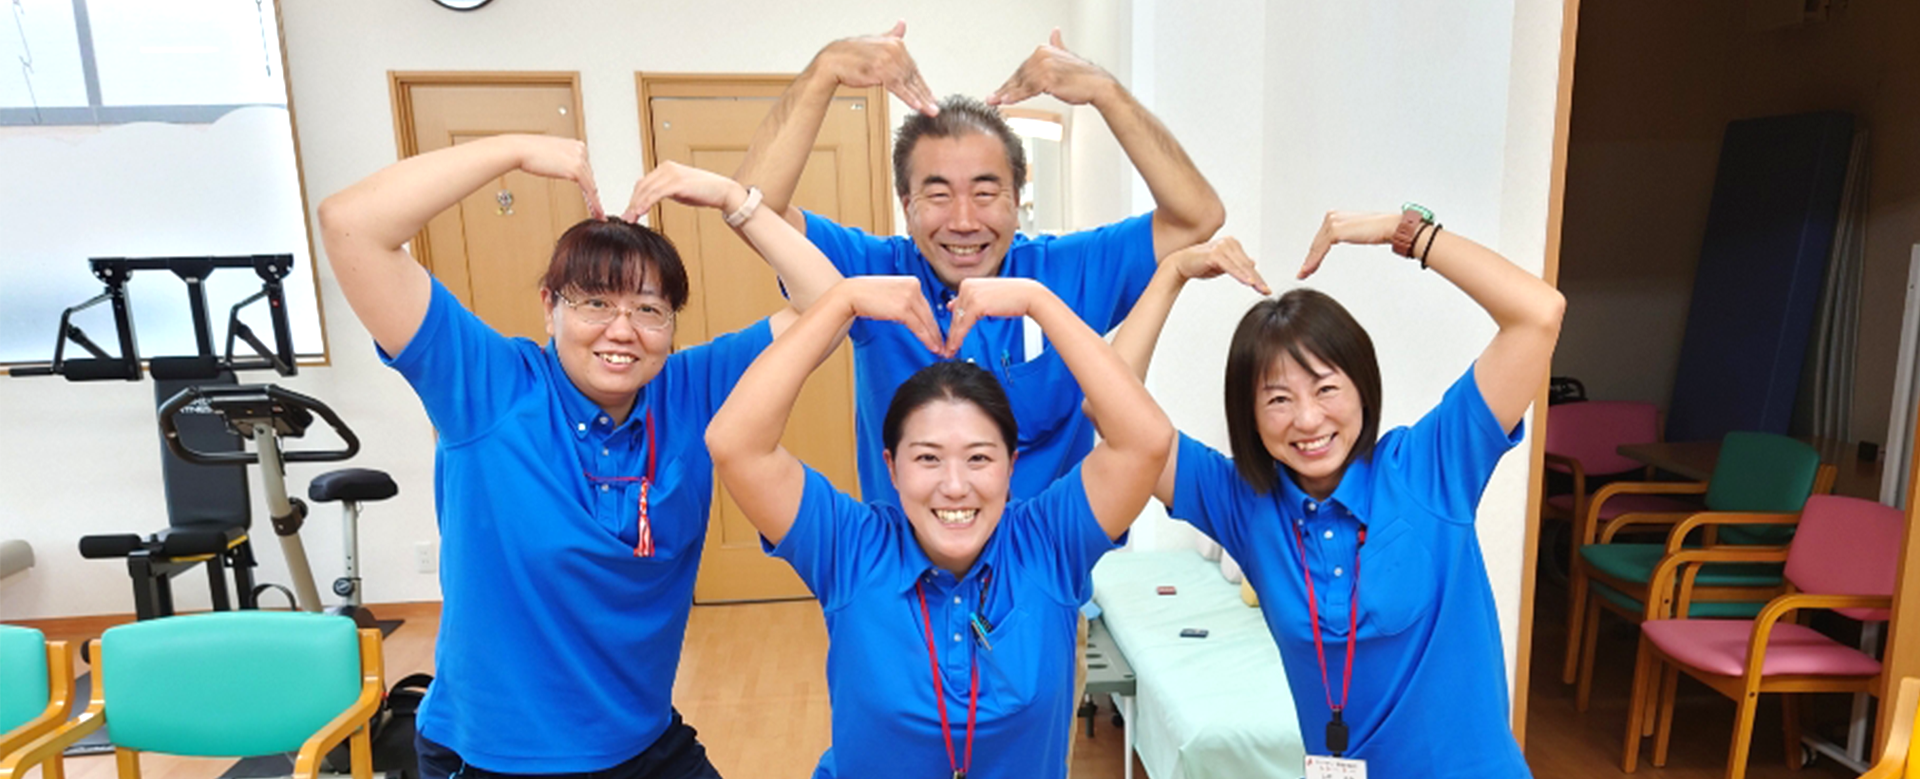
[158, 383, 395, 628]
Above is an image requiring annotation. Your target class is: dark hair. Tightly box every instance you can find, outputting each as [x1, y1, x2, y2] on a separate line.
[882, 361, 1019, 454]
[892, 95, 1027, 202]
[1223, 289, 1382, 494]
[539, 218, 690, 311]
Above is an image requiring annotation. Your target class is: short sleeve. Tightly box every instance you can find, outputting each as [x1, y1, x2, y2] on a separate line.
[1384, 365, 1525, 523]
[804, 211, 901, 278]
[1170, 433, 1252, 551]
[767, 467, 896, 611]
[1023, 213, 1157, 333]
[660, 318, 774, 423]
[1001, 465, 1121, 606]
[380, 278, 539, 445]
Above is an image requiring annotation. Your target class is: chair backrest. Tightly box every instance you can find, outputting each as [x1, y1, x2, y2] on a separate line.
[1785, 495, 1903, 622]
[0, 626, 50, 735]
[1705, 431, 1822, 545]
[154, 371, 251, 530]
[1544, 401, 1661, 477]
[100, 611, 362, 757]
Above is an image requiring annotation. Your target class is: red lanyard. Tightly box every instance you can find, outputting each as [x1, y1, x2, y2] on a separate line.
[1291, 518, 1364, 755]
[915, 568, 991, 779]
[582, 407, 657, 557]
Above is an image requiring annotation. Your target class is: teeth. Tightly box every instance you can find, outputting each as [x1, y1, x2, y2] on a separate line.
[599, 353, 635, 365]
[1295, 434, 1333, 451]
[934, 509, 977, 525]
[944, 244, 986, 257]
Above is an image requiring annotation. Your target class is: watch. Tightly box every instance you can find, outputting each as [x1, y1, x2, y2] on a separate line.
[1390, 202, 1434, 258]
[432, 0, 492, 10]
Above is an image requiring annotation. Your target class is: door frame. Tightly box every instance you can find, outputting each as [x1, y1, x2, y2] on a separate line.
[387, 71, 587, 274]
[634, 73, 893, 237]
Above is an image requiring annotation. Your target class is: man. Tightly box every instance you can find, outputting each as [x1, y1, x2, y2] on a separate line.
[730, 23, 1225, 505]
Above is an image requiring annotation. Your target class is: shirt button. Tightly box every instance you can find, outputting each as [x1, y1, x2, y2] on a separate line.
[599, 416, 610, 425]
[1334, 566, 1345, 577]
[1323, 529, 1334, 540]
[1306, 500, 1319, 512]
[601, 448, 610, 456]
[954, 596, 963, 605]
[599, 484, 609, 492]
[576, 423, 587, 432]
[953, 633, 963, 642]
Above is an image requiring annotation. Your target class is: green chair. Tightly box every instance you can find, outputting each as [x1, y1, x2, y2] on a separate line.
[1565, 431, 1832, 712]
[0, 611, 383, 779]
[0, 626, 74, 777]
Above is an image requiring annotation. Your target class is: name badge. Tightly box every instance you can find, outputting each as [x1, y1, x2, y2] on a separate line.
[1305, 755, 1366, 779]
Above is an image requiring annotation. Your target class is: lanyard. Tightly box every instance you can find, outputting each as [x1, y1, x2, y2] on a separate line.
[1291, 518, 1364, 757]
[916, 567, 992, 779]
[582, 407, 658, 557]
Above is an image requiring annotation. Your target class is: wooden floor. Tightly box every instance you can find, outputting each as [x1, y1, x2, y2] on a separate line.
[10, 575, 1881, 778]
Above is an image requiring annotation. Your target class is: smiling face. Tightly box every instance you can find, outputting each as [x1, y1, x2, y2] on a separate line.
[542, 281, 675, 425]
[901, 132, 1021, 288]
[885, 398, 1014, 576]
[1254, 352, 1364, 500]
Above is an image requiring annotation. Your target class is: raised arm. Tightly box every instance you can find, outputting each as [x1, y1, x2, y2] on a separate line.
[1299, 210, 1565, 432]
[945, 279, 1174, 540]
[619, 161, 842, 320]
[988, 29, 1224, 260]
[708, 278, 943, 546]
[732, 22, 938, 231]
[318, 134, 603, 356]
[1107, 237, 1270, 507]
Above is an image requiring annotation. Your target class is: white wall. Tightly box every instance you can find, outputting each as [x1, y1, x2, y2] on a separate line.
[0, 0, 1072, 621]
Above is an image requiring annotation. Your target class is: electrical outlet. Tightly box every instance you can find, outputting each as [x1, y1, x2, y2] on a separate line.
[415, 542, 438, 574]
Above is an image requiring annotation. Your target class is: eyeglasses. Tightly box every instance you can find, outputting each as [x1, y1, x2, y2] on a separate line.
[556, 292, 675, 331]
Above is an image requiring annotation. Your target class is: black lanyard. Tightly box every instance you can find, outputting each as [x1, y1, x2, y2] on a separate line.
[915, 567, 992, 779]
[1290, 518, 1365, 757]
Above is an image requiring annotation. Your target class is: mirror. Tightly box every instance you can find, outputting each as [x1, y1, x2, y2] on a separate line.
[1005, 109, 1066, 235]
[0, 0, 323, 369]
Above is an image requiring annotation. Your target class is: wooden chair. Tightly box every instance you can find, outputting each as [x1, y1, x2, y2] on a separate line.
[0, 611, 383, 779]
[1623, 495, 1902, 778]
[1860, 677, 1920, 778]
[0, 626, 74, 777]
[1568, 431, 1833, 711]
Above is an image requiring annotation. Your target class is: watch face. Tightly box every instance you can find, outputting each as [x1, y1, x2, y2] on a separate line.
[434, 0, 492, 10]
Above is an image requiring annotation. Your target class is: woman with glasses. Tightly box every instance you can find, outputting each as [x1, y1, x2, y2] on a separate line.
[318, 134, 838, 779]
[1108, 210, 1562, 778]
[705, 274, 1172, 779]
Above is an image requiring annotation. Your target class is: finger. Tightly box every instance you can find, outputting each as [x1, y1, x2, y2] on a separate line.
[943, 306, 977, 358]
[1298, 218, 1335, 280]
[1050, 27, 1065, 50]
[620, 176, 661, 223]
[1221, 242, 1271, 294]
[886, 19, 906, 39]
[907, 69, 939, 116]
[906, 297, 945, 355]
[988, 74, 1037, 106]
[577, 160, 605, 221]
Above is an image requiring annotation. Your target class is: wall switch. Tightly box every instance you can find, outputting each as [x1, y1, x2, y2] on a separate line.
[415, 542, 438, 574]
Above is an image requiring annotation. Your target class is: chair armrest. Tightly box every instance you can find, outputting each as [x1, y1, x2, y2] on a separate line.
[0, 705, 103, 779]
[1596, 511, 1697, 543]
[1744, 593, 1896, 677]
[1862, 676, 1920, 778]
[1584, 480, 1708, 544]
[1646, 546, 1792, 619]
[1665, 512, 1801, 553]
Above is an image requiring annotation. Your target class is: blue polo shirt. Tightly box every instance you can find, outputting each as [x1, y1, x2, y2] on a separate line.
[383, 279, 772, 773]
[1171, 367, 1530, 778]
[769, 465, 1118, 779]
[804, 212, 1158, 505]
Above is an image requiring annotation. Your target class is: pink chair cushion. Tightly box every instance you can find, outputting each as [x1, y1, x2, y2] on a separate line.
[1545, 401, 1661, 476]
[1786, 495, 1904, 621]
[1545, 491, 1701, 520]
[1643, 618, 1881, 678]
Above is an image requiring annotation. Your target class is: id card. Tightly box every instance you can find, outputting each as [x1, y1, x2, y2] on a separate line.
[1304, 755, 1366, 779]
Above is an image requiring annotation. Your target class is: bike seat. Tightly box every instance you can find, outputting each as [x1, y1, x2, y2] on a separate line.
[308, 468, 398, 504]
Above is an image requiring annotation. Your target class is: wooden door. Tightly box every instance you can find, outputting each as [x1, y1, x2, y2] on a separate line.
[639, 75, 890, 603]
[391, 73, 587, 339]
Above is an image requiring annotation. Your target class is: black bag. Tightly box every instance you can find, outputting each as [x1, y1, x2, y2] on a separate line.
[323, 672, 432, 778]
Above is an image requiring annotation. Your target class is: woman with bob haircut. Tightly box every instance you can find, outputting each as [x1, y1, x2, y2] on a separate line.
[1109, 209, 1563, 778]
[705, 275, 1173, 779]
[319, 134, 841, 778]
